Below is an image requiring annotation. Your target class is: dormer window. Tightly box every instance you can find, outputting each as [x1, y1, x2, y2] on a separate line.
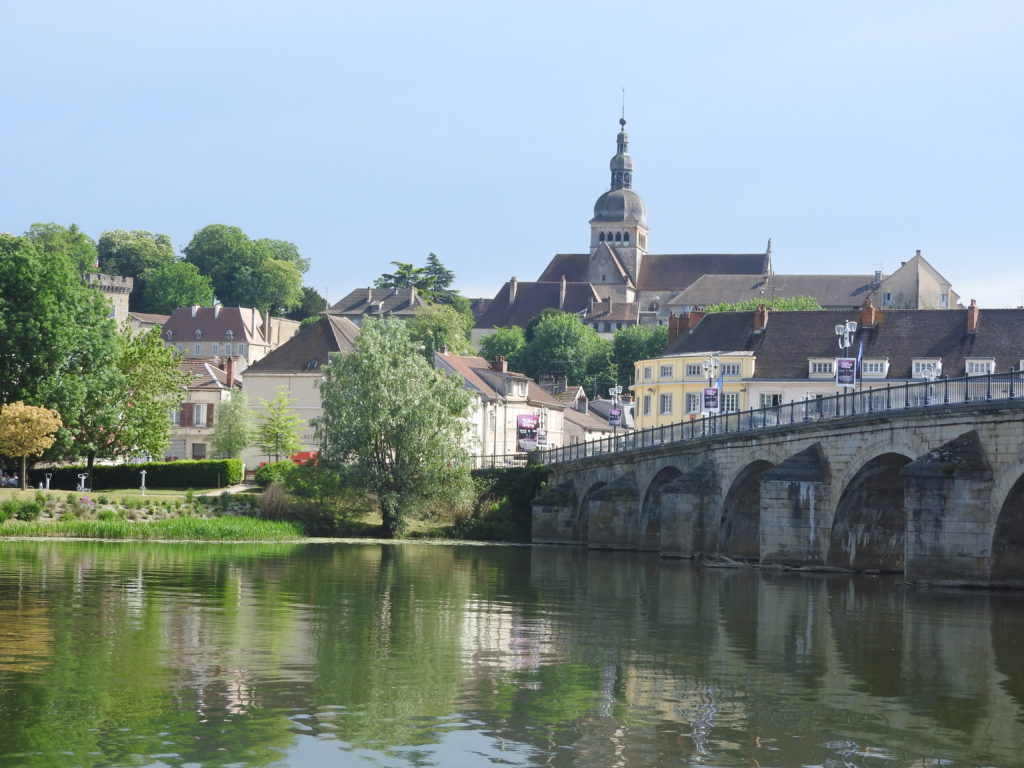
[225, 329, 234, 341]
[965, 358, 994, 376]
[808, 359, 835, 378]
[913, 359, 942, 379]
[305, 359, 321, 370]
[861, 359, 889, 378]
[165, 330, 173, 341]
[194, 330, 202, 340]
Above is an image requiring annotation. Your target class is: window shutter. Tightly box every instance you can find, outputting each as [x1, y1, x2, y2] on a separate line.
[207, 403, 215, 427]
[179, 405, 189, 427]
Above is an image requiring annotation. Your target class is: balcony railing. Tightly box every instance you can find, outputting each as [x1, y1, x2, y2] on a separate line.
[536, 371, 1024, 465]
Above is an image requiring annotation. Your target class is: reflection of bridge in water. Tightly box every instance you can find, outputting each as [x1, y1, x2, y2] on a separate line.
[525, 548, 1024, 766]
[533, 373, 1024, 586]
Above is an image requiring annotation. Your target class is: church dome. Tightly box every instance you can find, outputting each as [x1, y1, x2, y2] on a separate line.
[592, 188, 647, 226]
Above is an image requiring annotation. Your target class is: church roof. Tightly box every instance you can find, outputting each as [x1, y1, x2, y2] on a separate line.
[474, 280, 602, 329]
[328, 287, 427, 319]
[667, 273, 880, 309]
[591, 188, 647, 226]
[635, 253, 771, 292]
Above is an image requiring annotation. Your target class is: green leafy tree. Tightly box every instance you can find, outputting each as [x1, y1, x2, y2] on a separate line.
[407, 304, 473, 362]
[478, 326, 526, 364]
[257, 386, 303, 462]
[286, 285, 328, 321]
[314, 317, 472, 537]
[0, 234, 120, 458]
[612, 324, 669, 387]
[374, 253, 464, 307]
[183, 224, 308, 311]
[136, 261, 214, 314]
[211, 390, 256, 459]
[0, 402, 62, 490]
[704, 296, 823, 312]
[515, 312, 614, 396]
[24, 222, 98, 273]
[69, 325, 190, 484]
[96, 230, 176, 280]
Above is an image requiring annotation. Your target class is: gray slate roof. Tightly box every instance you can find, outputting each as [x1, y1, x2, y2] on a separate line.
[474, 281, 602, 329]
[664, 307, 1024, 380]
[244, 315, 359, 373]
[328, 287, 427, 319]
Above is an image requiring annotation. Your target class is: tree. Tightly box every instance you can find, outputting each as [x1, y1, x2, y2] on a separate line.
[515, 312, 614, 396]
[257, 386, 303, 462]
[704, 296, 823, 312]
[0, 402, 62, 490]
[406, 304, 473, 362]
[96, 230, 175, 281]
[314, 317, 472, 537]
[478, 326, 526, 364]
[69, 325, 190, 485]
[374, 253, 463, 306]
[136, 261, 214, 314]
[182, 224, 308, 311]
[0, 234, 121, 458]
[612, 325, 669, 387]
[24, 222, 98, 273]
[211, 390, 256, 459]
[286, 286, 328, 321]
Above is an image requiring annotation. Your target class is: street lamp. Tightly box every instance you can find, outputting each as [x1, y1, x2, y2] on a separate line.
[608, 384, 623, 439]
[702, 354, 720, 415]
[834, 320, 858, 356]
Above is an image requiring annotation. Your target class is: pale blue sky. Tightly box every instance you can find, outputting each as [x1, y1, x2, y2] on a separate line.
[3, 1, 1022, 308]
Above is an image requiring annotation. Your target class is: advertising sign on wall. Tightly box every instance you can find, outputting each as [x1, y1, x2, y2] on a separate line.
[516, 414, 539, 452]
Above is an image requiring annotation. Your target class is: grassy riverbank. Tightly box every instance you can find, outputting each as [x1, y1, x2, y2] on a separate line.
[1, 516, 303, 540]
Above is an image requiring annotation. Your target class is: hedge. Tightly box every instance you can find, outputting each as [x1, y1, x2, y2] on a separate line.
[27, 459, 244, 491]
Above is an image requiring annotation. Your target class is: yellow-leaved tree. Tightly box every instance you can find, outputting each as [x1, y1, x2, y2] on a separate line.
[0, 402, 62, 490]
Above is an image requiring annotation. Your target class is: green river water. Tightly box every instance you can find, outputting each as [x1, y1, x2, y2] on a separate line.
[0, 540, 1022, 767]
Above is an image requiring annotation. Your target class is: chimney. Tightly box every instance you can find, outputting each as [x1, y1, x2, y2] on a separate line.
[966, 298, 980, 333]
[859, 298, 877, 328]
[366, 287, 372, 303]
[915, 249, 922, 258]
[686, 310, 705, 332]
[509, 276, 518, 303]
[873, 269, 882, 287]
[490, 356, 508, 373]
[225, 356, 235, 388]
[668, 311, 679, 342]
[753, 303, 769, 332]
[214, 303, 222, 318]
[559, 275, 566, 310]
[410, 286, 417, 305]
[191, 304, 200, 318]
[264, 310, 271, 344]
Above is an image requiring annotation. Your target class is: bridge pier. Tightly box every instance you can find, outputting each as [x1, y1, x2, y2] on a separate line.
[531, 482, 579, 544]
[659, 461, 720, 558]
[904, 432, 996, 585]
[760, 445, 831, 566]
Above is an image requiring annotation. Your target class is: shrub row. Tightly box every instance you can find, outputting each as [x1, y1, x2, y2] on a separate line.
[27, 459, 244, 490]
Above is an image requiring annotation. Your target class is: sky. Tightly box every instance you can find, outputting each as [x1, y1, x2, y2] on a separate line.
[3, 1, 1023, 309]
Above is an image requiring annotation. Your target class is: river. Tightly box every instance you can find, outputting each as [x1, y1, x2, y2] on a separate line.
[0, 540, 1022, 767]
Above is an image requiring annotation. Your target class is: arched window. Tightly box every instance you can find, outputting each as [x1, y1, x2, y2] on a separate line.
[623, 232, 630, 244]
[614, 232, 622, 242]
[165, 330, 173, 341]
[225, 329, 234, 340]
[599, 232, 605, 242]
[194, 330, 202, 340]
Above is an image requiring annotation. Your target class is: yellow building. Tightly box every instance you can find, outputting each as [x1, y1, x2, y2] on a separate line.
[632, 352, 755, 429]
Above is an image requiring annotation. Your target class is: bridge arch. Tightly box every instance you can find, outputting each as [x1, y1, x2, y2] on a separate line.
[719, 460, 774, 560]
[638, 466, 686, 551]
[575, 481, 606, 543]
[991, 472, 1024, 586]
[828, 452, 913, 571]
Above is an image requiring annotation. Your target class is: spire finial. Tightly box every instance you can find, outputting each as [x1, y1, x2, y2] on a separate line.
[621, 87, 626, 127]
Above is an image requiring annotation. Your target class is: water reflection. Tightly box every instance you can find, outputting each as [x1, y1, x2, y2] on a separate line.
[0, 541, 1022, 767]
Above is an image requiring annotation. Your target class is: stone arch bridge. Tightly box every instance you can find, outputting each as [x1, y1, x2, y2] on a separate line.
[532, 398, 1024, 587]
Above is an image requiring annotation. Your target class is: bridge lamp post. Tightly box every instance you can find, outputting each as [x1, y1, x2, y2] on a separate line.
[834, 320, 857, 357]
[702, 355, 721, 415]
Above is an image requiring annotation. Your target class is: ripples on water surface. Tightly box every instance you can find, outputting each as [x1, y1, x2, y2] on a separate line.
[0, 540, 1022, 767]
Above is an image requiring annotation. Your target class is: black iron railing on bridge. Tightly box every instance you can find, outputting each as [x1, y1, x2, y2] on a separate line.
[537, 371, 1024, 465]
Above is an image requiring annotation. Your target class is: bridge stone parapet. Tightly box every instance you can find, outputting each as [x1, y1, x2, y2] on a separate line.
[533, 399, 1024, 586]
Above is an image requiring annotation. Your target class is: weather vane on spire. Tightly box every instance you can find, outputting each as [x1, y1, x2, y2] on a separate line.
[621, 87, 626, 124]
